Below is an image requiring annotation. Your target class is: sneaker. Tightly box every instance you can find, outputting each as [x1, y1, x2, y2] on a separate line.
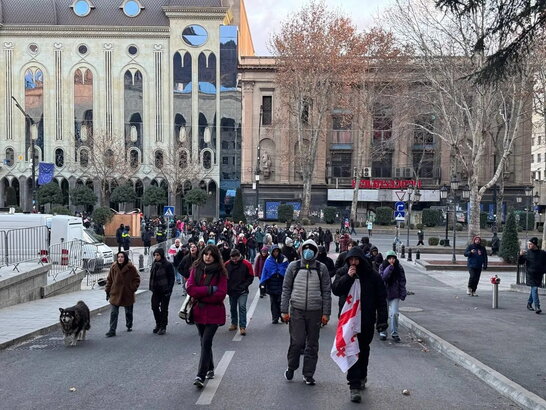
[527, 303, 535, 311]
[239, 327, 246, 336]
[206, 370, 215, 379]
[105, 331, 116, 337]
[467, 288, 472, 296]
[303, 376, 316, 385]
[360, 377, 368, 390]
[153, 326, 160, 334]
[536, 309, 542, 314]
[272, 319, 279, 324]
[350, 389, 362, 403]
[379, 332, 387, 341]
[193, 377, 204, 388]
[284, 368, 294, 381]
[228, 324, 237, 331]
[392, 334, 401, 343]
[471, 291, 478, 297]
[126, 327, 132, 332]
[157, 328, 166, 335]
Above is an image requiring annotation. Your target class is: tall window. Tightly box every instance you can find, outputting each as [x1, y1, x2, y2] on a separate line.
[198, 53, 216, 151]
[124, 70, 143, 150]
[155, 150, 164, 169]
[412, 114, 436, 178]
[24, 68, 44, 160]
[74, 68, 93, 144]
[174, 52, 192, 149]
[331, 152, 352, 178]
[372, 105, 393, 177]
[55, 148, 64, 168]
[5, 148, 14, 167]
[80, 148, 89, 168]
[262, 96, 272, 125]
[332, 115, 352, 144]
[129, 149, 139, 169]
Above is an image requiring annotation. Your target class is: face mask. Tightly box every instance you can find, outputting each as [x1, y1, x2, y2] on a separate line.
[303, 249, 315, 260]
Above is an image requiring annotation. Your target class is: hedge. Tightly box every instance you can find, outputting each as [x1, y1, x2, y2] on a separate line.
[422, 209, 442, 227]
[323, 207, 337, 224]
[376, 207, 394, 225]
[428, 237, 440, 246]
[278, 204, 294, 223]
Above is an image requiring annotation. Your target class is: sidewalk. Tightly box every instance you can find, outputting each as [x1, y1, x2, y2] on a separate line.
[0, 286, 147, 349]
[399, 257, 546, 409]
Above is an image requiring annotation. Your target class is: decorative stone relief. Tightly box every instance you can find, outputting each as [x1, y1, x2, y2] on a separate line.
[3, 42, 13, 49]
[153, 44, 163, 51]
[178, 126, 187, 143]
[104, 43, 113, 50]
[130, 125, 138, 142]
[54, 42, 63, 49]
[204, 127, 211, 144]
[260, 151, 273, 179]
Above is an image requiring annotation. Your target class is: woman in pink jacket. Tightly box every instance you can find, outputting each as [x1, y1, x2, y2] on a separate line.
[186, 244, 228, 388]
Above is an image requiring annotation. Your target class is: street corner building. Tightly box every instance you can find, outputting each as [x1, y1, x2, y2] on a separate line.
[0, 0, 255, 217]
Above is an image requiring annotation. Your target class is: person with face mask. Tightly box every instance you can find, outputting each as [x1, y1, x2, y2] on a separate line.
[260, 245, 289, 324]
[280, 239, 331, 386]
[378, 251, 407, 342]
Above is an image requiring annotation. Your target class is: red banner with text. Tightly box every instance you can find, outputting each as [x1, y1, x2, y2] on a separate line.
[350, 179, 423, 190]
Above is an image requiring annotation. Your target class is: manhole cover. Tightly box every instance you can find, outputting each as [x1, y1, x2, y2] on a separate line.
[400, 306, 423, 312]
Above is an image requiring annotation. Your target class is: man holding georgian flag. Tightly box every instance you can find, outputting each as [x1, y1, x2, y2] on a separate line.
[331, 247, 388, 403]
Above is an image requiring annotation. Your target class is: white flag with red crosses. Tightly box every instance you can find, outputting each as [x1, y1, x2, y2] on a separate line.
[331, 279, 361, 373]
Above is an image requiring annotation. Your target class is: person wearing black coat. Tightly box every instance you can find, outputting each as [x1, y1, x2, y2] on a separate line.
[115, 224, 124, 253]
[317, 246, 335, 277]
[323, 229, 333, 253]
[149, 247, 175, 335]
[331, 247, 387, 399]
[518, 237, 546, 314]
[141, 227, 153, 255]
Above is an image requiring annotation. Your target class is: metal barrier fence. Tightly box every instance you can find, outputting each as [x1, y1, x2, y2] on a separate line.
[0, 226, 50, 271]
[516, 263, 546, 288]
[48, 239, 102, 281]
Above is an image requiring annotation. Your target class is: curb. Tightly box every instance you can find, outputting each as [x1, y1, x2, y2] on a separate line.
[400, 314, 546, 410]
[0, 290, 150, 351]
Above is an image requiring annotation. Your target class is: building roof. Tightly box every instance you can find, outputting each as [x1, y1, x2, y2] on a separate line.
[0, 0, 224, 27]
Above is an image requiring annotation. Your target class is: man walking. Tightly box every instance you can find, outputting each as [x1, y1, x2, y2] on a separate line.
[281, 239, 331, 386]
[225, 249, 254, 335]
[519, 237, 545, 314]
[115, 224, 125, 253]
[463, 236, 488, 296]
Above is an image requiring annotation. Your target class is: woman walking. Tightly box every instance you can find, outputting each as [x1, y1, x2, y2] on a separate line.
[253, 246, 269, 298]
[378, 250, 407, 342]
[186, 245, 228, 388]
[105, 252, 141, 337]
[259, 245, 288, 324]
[149, 248, 175, 335]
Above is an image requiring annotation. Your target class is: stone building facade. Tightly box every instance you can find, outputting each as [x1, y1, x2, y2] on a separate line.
[0, 0, 253, 217]
[239, 56, 533, 222]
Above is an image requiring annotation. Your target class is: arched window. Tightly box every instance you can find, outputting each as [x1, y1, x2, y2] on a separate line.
[179, 150, 188, 169]
[155, 150, 164, 169]
[74, 68, 93, 143]
[80, 148, 89, 168]
[124, 70, 144, 150]
[129, 149, 140, 168]
[203, 150, 212, 170]
[4, 148, 14, 167]
[174, 52, 192, 148]
[24, 68, 44, 160]
[55, 148, 64, 168]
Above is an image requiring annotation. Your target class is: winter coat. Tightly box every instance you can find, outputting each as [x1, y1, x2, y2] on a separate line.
[379, 261, 407, 301]
[115, 227, 124, 244]
[253, 253, 268, 279]
[281, 255, 331, 314]
[282, 245, 299, 263]
[121, 230, 131, 249]
[260, 247, 288, 296]
[149, 259, 175, 294]
[331, 247, 388, 331]
[464, 243, 488, 269]
[255, 230, 265, 244]
[335, 251, 348, 270]
[141, 230, 153, 246]
[316, 253, 336, 277]
[105, 262, 140, 307]
[186, 263, 228, 325]
[518, 249, 546, 287]
[225, 259, 254, 296]
[323, 230, 333, 244]
[178, 253, 198, 279]
[167, 244, 184, 266]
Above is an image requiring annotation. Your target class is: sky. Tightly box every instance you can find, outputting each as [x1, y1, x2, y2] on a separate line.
[244, 0, 398, 55]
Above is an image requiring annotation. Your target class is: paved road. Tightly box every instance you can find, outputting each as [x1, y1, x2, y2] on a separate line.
[0, 282, 515, 409]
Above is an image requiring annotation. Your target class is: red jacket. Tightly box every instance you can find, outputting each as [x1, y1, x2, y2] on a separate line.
[186, 266, 228, 325]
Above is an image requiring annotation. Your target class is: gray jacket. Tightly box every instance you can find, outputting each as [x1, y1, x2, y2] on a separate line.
[281, 239, 331, 315]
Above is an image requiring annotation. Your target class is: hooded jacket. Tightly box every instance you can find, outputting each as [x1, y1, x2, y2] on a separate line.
[282, 239, 299, 262]
[379, 258, 407, 301]
[464, 237, 488, 269]
[149, 248, 175, 294]
[518, 248, 546, 287]
[331, 247, 388, 330]
[225, 258, 254, 296]
[281, 239, 331, 314]
[260, 245, 288, 295]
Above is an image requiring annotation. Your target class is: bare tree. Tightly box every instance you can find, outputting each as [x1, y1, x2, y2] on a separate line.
[270, 0, 360, 219]
[387, 0, 531, 238]
[83, 131, 136, 206]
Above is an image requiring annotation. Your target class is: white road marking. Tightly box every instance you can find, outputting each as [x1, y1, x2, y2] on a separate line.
[196, 350, 235, 406]
[232, 288, 261, 342]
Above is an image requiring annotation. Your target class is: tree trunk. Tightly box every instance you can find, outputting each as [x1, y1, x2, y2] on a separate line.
[300, 176, 312, 219]
[350, 181, 360, 222]
[468, 181, 481, 239]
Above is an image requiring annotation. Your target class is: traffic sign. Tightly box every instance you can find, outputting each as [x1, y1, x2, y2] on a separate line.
[395, 201, 405, 212]
[394, 211, 405, 221]
[163, 206, 175, 218]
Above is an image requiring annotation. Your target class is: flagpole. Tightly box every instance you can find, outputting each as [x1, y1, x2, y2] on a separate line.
[11, 96, 37, 211]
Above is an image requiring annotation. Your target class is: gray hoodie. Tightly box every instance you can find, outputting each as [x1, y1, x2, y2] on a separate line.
[281, 239, 331, 315]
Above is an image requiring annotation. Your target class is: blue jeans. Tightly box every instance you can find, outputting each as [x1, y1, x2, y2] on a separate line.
[229, 293, 248, 328]
[528, 286, 540, 309]
[248, 248, 256, 263]
[388, 298, 400, 336]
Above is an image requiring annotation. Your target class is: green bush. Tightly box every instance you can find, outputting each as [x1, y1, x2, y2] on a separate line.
[50, 206, 72, 215]
[422, 209, 442, 227]
[500, 211, 519, 263]
[110, 184, 136, 207]
[375, 207, 394, 225]
[37, 182, 64, 206]
[515, 210, 535, 230]
[70, 186, 97, 207]
[92, 207, 114, 227]
[428, 237, 440, 246]
[232, 188, 246, 223]
[416, 223, 424, 230]
[278, 204, 294, 222]
[323, 207, 337, 224]
[301, 218, 311, 225]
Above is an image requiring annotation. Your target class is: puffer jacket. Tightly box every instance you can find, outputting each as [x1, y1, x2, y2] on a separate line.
[379, 260, 407, 301]
[518, 249, 546, 287]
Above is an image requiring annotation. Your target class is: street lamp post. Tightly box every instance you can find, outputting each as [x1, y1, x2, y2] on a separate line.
[525, 186, 533, 242]
[450, 177, 459, 263]
[405, 185, 421, 248]
[440, 185, 449, 246]
[534, 191, 540, 232]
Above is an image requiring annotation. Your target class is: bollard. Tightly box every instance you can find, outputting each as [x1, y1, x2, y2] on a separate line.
[490, 275, 500, 309]
[416, 249, 420, 260]
[407, 248, 412, 262]
[401, 245, 406, 259]
[139, 254, 144, 271]
[392, 242, 396, 252]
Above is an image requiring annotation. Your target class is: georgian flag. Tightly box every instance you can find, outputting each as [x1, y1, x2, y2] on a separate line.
[331, 279, 361, 373]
